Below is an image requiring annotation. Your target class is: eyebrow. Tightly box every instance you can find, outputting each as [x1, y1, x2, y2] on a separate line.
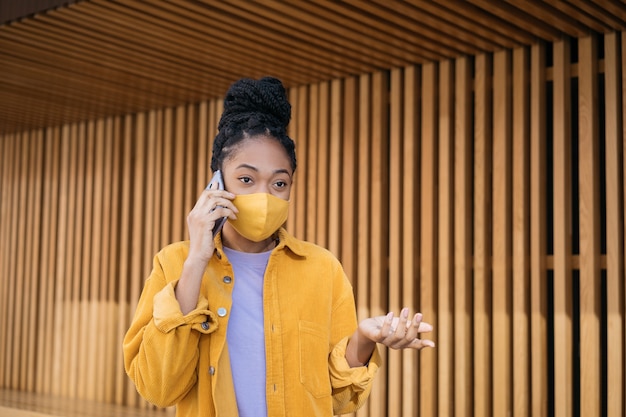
[236, 164, 292, 176]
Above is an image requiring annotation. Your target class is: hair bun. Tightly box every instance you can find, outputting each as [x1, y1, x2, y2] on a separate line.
[221, 77, 291, 129]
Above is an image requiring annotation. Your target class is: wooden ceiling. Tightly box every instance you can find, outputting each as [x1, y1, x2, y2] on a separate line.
[1, 0, 625, 135]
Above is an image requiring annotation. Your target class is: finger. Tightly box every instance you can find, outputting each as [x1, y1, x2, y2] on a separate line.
[404, 313, 422, 340]
[380, 312, 394, 338]
[411, 338, 436, 350]
[394, 308, 409, 337]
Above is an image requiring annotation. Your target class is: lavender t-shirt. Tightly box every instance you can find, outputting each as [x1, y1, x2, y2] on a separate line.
[223, 246, 271, 417]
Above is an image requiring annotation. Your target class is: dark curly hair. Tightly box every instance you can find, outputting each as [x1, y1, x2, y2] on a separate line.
[210, 77, 297, 173]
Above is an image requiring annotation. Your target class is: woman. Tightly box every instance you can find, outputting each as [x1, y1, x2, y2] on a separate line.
[123, 77, 434, 417]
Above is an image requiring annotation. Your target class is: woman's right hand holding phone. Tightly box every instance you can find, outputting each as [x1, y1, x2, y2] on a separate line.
[186, 180, 238, 264]
[176, 177, 238, 315]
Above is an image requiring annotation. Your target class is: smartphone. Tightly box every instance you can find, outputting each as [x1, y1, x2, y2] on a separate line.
[207, 170, 228, 237]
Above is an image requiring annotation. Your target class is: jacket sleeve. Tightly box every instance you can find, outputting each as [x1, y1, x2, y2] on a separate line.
[329, 336, 382, 414]
[122, 249, 218, 408]
[327, 265, 382, 414]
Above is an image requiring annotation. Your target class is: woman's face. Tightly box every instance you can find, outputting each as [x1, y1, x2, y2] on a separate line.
[220, 135, 293, 200]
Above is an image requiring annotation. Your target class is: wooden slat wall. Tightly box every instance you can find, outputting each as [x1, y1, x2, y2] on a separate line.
[1, 33, 626, 417]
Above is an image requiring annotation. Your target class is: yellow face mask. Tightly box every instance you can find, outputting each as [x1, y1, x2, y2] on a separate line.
[228, 193, 289, 242]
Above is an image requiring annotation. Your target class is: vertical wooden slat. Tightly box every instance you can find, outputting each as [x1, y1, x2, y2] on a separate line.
[161, 109, 174, 245]
[328, 79, 343, 256]
[144, 111, 157, 289]
[197, 101, 209, 188]
[306, 83, 319, 243]
[37, 127, 60, 394]
[402, 64, 420, 417]
[474, 52, 493, 417]
[25, 130, 43, 391]
[69, 122, 87, 398]
[604, 31, 625, 417]
[153, 110, 164, 249]
[420, 62, 438, 417]
[622, 31, 626, 414]
[387, 67, 403, 417]
[107, 116, 122, 404]
[172, 107, 185, 241]
[530, 42, 548, 417]
[130, 112, 147, 404]
[119, 114, 136, 406]
[0, 135, 10, 387]
[355, 74, 372, 417]
[51, 126, 68, 396]
[114, 115, 130, 406]
[98, 118, 114, 404]
[453, 55, 473, 417]
[184, 103, 197, 228]
[13, 132, 28, 390]
[492, 48, 513, 417]
[512, 46, 531, 417]
[437, 59, 454, 417]
[90, 119, 106, 401]
[291, 85, 309, 239]
[316, 82, 330, 248]
[552, 39, 573, 417]
[340, 76, 357, 285]
[356, 74, 372, 320]
[578, 34, 602, 417]
[19, 131, 33, 390]
[78, 121, 95, 400]
[369, 71, 389, 417]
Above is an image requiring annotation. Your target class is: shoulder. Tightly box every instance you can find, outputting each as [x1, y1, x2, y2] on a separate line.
[153, 241, 190, 273]
[278, 229, 343, 271]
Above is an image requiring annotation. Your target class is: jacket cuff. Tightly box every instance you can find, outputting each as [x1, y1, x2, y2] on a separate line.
[152, 282, 218, 334]
[328, 336, 381, 390]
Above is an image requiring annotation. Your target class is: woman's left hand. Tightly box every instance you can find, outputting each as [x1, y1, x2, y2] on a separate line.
[358, 308, 435, 350]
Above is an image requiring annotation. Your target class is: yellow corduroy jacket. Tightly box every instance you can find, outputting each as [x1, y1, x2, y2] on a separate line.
[123, 228, 381, 417]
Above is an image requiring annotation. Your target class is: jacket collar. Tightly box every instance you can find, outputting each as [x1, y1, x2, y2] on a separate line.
[275, 228, 307, 258]
[214, 227, 307, 259]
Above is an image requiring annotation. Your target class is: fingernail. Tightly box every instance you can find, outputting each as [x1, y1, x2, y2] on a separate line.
[402, 308, 409, 318]
[386, 312, 393, 322]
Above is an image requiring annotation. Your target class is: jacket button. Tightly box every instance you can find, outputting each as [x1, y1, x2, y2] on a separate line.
[217, 307, 227, 317]
[223, 276, 232, 284]
[209, 366, 215, 376]
[201, 321, 209, 330]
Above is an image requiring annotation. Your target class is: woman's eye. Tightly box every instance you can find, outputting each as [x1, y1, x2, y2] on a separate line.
[275, 180, 288, 188]
[239, 177, 252, 184]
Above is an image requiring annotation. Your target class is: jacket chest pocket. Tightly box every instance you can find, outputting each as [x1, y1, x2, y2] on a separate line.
[298, 320, 332, 398]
